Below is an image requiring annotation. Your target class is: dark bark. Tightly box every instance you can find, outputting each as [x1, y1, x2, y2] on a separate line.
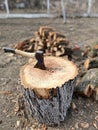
[21, 78, 76, 126]
[75, 68, 98, 98]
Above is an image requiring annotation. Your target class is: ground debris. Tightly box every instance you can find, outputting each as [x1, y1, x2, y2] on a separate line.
[16, 120, 20, 127]
[0, 53, 16, 68]
[93, 88, 98, 101]
[0, 120, 2, 124]
[71, 102, 77, 110]
[79, 122, 89, 129]
[74, 122, 79, 129]
[93, 120, 98, 129]
[42, 124, 47, 130]
[14, 94, 25, 113]
[0, 78, 11, 86]
[0, 90, 11, 95]
[30, 121, 46, 130]
[95, 116, 98, 122]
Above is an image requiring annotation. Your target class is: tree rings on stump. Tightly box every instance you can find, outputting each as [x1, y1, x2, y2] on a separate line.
[20, 56, 78, 126]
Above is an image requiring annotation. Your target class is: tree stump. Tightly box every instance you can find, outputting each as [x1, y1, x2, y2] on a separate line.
[20, 52, 78, 126]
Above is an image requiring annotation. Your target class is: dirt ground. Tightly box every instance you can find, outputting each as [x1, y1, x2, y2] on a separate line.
[0, 17, 98, 130]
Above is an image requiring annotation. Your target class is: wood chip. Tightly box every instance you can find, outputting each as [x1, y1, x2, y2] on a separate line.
[83, 84, 94, 97]
[93, 121, 98, 129]
[42, 124, 47, 130]
[82, 47, 91, 57]
[93, 88, 98, 101]
[71, 102, 77, 110]
[31, 124, 37, 129]
[75, 122, 79, 129]
[95, 116, 98, 122]
[3, 109, 7, 113]
[94, 44, 98, 49]
[16, 120, 20, 127]
[80, 122, 89, 129]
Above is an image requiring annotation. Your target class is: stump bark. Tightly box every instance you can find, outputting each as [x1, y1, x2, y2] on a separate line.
[20, 55, 78, 126]
[21, 79, 76, 126]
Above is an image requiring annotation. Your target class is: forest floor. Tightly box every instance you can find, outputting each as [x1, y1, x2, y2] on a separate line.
[0, 17, 98, 130]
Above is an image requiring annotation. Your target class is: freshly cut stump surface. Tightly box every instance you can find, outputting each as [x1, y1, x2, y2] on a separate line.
[20, 56, 78, 126]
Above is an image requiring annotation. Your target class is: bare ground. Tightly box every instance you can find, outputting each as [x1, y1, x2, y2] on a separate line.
[0, 17, 98, 130]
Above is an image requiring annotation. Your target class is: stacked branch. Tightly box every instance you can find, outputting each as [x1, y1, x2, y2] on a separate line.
[14, 26, 73, 58]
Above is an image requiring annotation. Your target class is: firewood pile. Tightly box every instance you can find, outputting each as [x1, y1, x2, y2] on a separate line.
[75, 43, 98, 101]
[14, 26, 73, 58]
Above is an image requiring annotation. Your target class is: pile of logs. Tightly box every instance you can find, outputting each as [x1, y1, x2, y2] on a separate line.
[75, 43, 98, 101]
[14, 26, 73, 58]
